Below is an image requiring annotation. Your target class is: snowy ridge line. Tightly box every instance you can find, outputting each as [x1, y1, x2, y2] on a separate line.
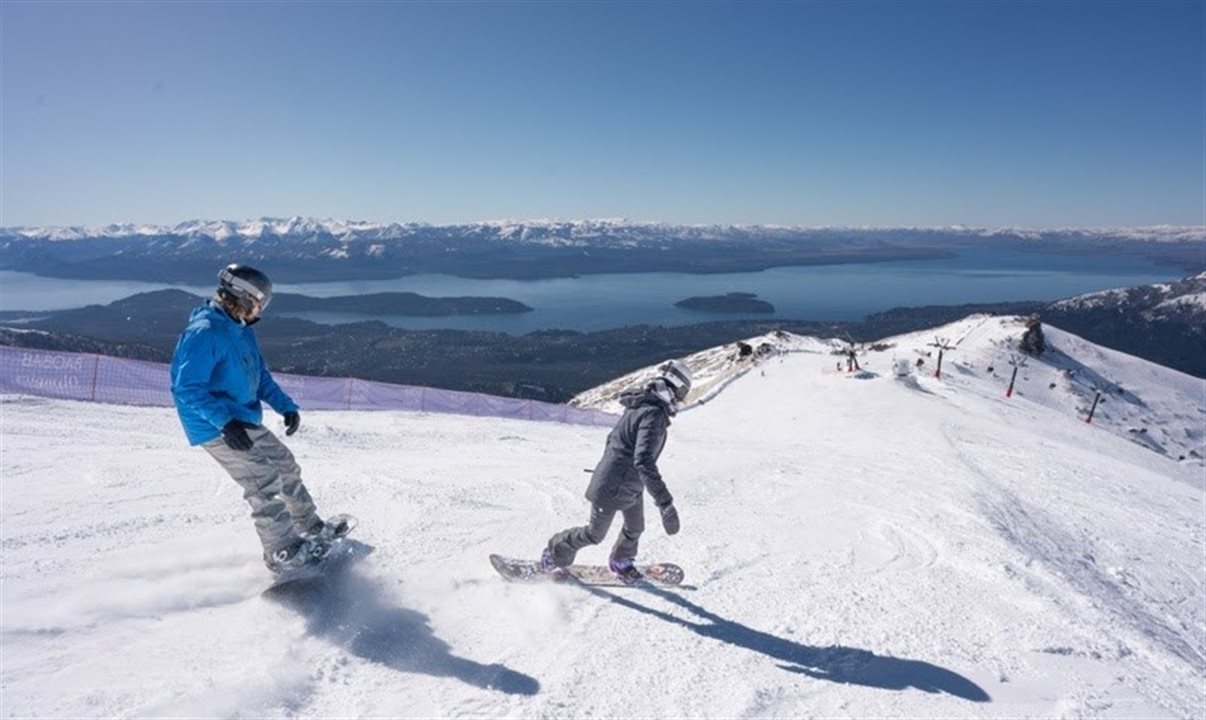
[0, 345, 617, 427]
[682, 363, 759, 413]
[571, 331, 835, 414]
[682, 348, 821, 412]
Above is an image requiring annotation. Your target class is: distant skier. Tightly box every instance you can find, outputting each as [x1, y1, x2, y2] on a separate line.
[846, 347, 861, 372]
[170, 264, 344, 576]
[542, 359, 693, 584]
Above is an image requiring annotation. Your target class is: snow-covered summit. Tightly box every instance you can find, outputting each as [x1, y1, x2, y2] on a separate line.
[574, 314, 1202, 466]
[2, 316, 1202, 717]
[1053, 271, 1206, 318]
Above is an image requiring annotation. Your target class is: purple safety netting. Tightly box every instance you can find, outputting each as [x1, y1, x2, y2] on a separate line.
[0, 346, 617, 427]
[93, 354, 175, 406]
[347, 378, 425, 412]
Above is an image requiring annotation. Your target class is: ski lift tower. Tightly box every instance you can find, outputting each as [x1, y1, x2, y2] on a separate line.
[1006, 354, 1027, 398]
[927, 336, 955, 379]
[1085, 384, 1106, 424]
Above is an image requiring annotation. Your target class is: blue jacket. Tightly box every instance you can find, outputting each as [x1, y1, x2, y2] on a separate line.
[170, 301, 299, 445]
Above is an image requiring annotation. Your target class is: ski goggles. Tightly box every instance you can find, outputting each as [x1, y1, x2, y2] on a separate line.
[218, 268, 273, 310]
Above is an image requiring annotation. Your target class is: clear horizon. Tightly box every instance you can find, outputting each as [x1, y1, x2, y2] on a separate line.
[3, 1, 1203, 228]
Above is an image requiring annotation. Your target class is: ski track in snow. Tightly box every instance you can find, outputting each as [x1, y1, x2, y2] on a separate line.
[2, 315, 1203, 718]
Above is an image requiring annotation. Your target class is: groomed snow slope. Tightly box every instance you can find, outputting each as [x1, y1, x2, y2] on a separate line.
[2, 316, 1203, 718]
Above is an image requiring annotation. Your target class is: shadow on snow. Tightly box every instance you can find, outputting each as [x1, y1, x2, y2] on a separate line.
[580, 582, 990, 703]
[264, 541, 539, 697]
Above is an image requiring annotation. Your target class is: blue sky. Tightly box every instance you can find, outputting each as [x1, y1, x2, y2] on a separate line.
[3, 1, 1203, 228]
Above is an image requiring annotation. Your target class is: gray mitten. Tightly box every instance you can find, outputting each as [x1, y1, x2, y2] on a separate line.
[659, 502, 680, 535]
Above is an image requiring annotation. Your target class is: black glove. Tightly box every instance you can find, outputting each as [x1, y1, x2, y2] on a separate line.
[221, 419, 257, 451]
[283, 410, 300, 436]
[659, 502, 680, 536]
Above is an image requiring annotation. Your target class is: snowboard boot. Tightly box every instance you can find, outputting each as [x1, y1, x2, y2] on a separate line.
[265, 537, 327, 575]
[608, 557, 643, 585]
[541, 548, 569, 581]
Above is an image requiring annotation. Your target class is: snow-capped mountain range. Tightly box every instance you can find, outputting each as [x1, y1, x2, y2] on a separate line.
[2, 315, 1202, 717]
[3, 217, 1201, 283]
[6, 216, 1204, 244]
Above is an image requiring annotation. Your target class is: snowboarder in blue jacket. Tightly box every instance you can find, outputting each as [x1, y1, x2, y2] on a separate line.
[170, 264, 339, 575]
[543, 359, 693, 584]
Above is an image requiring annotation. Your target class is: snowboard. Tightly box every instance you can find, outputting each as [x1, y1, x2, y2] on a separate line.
[489, 553, 684, 587]
[266, 513, 360, 590]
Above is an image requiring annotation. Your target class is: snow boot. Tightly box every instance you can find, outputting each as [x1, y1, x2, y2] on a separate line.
[608, 557, 643, 585]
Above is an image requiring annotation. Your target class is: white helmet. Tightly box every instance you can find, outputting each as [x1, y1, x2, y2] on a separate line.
[659, 359, 693, 403]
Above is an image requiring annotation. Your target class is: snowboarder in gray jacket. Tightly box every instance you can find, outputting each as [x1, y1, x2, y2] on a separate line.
[543, 359, 693, 584]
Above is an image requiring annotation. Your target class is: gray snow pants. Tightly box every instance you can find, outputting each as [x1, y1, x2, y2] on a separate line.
[547, 498, 645, 567]
[202, 425, 321, 554]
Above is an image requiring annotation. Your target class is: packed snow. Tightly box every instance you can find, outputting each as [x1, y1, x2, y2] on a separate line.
[2, 316, 1203, 718]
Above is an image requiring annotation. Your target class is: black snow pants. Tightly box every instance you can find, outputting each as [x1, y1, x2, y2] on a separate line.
[546, 497, 645, 567]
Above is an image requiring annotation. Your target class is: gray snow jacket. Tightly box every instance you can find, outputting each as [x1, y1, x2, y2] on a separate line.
[585, 388, 674, 511]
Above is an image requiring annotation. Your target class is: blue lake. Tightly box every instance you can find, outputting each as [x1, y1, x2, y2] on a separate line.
[0, 247, 1182, 333]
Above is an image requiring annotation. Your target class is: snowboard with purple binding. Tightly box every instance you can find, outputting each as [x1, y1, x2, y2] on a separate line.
[489, 554, 684, 587]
